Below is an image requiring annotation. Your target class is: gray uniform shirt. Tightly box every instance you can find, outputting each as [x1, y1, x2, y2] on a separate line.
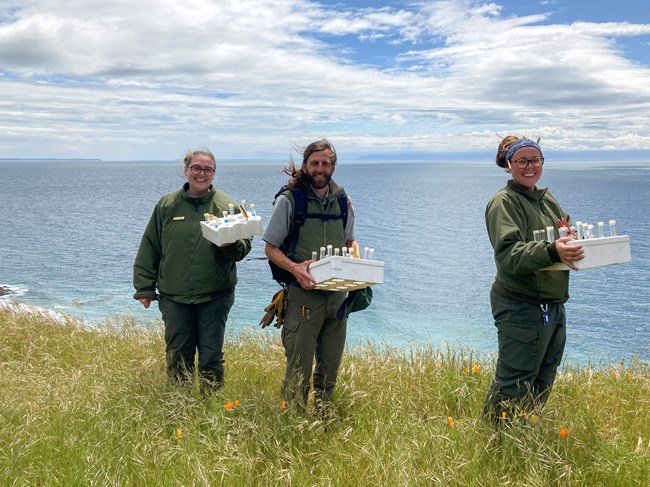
[262, 188, 355, 249]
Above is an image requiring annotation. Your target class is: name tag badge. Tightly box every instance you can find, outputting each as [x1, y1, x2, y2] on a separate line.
[173, 216, 186, 221]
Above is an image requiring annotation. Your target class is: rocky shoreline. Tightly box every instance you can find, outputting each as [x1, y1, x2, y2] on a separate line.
[0, 285, 16, 297]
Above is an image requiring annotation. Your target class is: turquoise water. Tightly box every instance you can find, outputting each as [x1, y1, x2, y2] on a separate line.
[1, 159, 648, 364]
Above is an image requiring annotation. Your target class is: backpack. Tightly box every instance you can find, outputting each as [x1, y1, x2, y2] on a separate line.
[269, 185, 348, 285]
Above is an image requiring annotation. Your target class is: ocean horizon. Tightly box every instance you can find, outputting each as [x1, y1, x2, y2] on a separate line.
[1, 158, 648, 366]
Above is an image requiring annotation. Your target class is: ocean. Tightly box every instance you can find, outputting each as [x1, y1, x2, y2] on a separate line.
[1, 158, 648, 365]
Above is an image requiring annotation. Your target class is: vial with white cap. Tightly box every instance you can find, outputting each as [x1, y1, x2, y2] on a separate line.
[312, 251, 318, 261]
[320, 247, 326, 260]
[326, 244, 333, 257]
[249, 203, 257, 217]
[609, 219, 617, 237]
[597, 221, 605, 238]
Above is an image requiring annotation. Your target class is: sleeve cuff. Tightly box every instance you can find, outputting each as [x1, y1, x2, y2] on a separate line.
[546, 241, 561, 263]
[133, 290, 156, 301]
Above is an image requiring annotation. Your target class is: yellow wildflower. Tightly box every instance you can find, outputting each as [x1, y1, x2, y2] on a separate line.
[176, 429, 183, 440]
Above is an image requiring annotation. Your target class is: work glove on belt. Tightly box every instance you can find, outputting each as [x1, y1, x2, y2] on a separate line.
[259, 289, 286, 329]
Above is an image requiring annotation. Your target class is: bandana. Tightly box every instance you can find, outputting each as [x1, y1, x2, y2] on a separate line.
[505, 139, 544, 164]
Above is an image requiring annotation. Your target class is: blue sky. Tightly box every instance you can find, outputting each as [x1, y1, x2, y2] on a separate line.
[0, 0, 649, 160]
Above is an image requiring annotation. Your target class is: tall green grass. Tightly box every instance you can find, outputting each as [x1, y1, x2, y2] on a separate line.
[1, 307, 648, 486]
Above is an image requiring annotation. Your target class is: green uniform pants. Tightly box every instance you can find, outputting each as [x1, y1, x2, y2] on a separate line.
[158, 290, 235, 387]
[484, 289, 566, 420]
[281, 285, 348, 407]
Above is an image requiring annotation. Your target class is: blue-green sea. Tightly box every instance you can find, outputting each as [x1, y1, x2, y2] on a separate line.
[1, 159, 648, 365]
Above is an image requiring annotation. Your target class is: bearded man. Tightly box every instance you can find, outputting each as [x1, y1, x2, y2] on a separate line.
[263, 139, 356, 415]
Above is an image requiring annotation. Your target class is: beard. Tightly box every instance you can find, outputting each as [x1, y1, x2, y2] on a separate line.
[303, 171, 331, 190]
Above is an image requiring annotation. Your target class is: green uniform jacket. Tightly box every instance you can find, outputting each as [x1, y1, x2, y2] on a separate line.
[283, 180, 347, 263]
[486, 180, 570, 304]
[133, 183, 252, 304]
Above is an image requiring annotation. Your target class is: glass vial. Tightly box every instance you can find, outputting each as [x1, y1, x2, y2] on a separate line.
[546, 226, 554, 242]
[609, 219, 617, 237]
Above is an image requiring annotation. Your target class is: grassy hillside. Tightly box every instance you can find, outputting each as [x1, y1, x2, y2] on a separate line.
[1, 307, 648, 486]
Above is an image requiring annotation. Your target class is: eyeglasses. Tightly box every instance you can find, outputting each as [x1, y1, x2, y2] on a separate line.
[510, 157, 544, 169]
[188, 165, 215, 176]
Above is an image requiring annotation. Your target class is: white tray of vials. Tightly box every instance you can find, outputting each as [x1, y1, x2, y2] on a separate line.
[200, 205, 263, 247]
[308, 256, 384, 291]
[541, 235, 631, 271]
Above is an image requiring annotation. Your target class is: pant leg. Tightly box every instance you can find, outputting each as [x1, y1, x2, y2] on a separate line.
[281, 286, 327, 405]
[533, 303, 566, 407]
[484, 290, 565, 419]
[313, 291, 348, 405]
[158, 295, 197, 382]
[196, 289, 235, 387]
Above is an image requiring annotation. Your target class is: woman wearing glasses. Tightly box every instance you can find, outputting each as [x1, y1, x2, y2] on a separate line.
[483, 136, 584, 424]
[133, 149, 251, 393]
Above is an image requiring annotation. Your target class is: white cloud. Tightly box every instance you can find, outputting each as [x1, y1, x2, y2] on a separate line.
[0, 0, 649, 159]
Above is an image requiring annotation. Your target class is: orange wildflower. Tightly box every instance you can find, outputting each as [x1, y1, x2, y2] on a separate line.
[234, 400, 240, 407]
[559, 428, 569, 439]
[225, 401, 233, 411]
[280, 400, 287, 410]
[472, 364, 480, 374]
[176, 429, 183, 440]
[447, 416, 455, 428]
[435, 362, 442, 369]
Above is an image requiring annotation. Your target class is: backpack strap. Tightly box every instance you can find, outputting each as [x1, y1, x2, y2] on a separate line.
[269, 185, 348, 286]
[288, 188, 348, 253]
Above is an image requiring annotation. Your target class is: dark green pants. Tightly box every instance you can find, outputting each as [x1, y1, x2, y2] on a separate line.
[484, 290, 566, 420]
[281, 285, 348, 407]
[158, 290, 234, 387]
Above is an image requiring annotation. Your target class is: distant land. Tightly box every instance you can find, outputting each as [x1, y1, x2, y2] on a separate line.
[1, 150, 648, 163]
[352, 150, 650, 162]
[0, 158, 103, 162]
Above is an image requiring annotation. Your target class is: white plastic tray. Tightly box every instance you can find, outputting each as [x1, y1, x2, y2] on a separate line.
[541, 235, 631, 271]
[308, 256, 384, 291]
[200, 216, 263, 246]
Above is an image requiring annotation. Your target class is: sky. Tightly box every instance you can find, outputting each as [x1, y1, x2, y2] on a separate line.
[1, 0, 649, 161]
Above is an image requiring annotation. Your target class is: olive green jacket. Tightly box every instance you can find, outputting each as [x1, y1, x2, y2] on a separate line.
[485, 180, 570, 304]
[133, 184, 251, 304]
